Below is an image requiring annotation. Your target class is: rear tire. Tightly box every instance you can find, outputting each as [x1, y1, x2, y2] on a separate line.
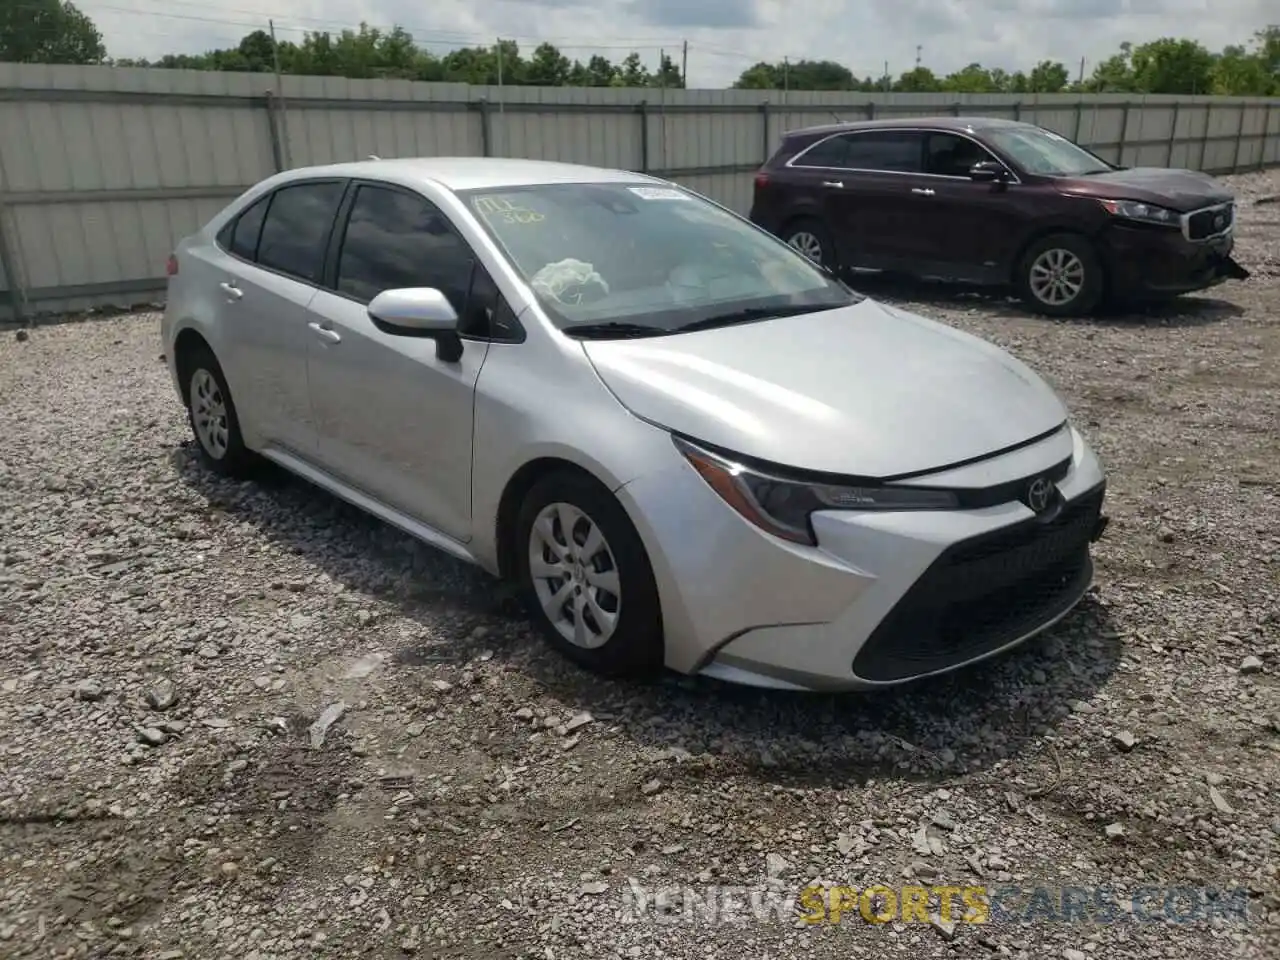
[515, 471, 664, 679]
[180, 345, 256, 478]
[781, 217, 839, 272]
[1016, 233, 1104, 317]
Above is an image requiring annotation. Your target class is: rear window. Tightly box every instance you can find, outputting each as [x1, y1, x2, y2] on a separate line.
[256, 181, 346, 283]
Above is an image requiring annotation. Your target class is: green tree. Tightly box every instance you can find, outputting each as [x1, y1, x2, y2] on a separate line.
[0, 0, 105, 63]
[525, 42, 570, 86]
[1130, 37, 1215, 93]
[893, 67, 940, 92]
[1027, 60, 1069, 92]
[943, 63, 1001, 92]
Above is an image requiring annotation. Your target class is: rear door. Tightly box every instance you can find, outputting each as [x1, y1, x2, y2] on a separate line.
[915, 131, 1028, 281]
[304, 182, 493, 542]
[806, 130, 927, 268]
[212, 179, 346, 455]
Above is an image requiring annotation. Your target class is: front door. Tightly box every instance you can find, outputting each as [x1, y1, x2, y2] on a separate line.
[914, 132, 1027, 282]
[305, 182, 489, 542]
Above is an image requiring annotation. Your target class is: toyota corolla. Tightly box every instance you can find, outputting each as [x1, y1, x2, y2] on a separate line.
[162, 157, 1108, 691]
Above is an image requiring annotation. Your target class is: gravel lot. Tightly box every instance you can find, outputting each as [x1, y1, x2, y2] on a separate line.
[1, 170, 1278, 960]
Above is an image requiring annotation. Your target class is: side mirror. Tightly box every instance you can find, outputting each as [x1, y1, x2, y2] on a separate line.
[969, 160, 1010, 183]
[368, 288, 463, 362]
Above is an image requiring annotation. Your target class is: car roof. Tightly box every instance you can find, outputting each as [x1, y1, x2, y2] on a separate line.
[784, 116, 1034, 138]
[268, 157, 661, 192]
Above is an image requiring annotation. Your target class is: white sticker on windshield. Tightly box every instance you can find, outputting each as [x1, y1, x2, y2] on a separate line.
[628, 186, 688, 200]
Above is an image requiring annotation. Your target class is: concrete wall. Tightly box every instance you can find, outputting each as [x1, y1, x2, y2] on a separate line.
[1, 62, 1277, 321]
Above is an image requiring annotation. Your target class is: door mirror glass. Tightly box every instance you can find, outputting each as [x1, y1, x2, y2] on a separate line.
[367, 288, 463, 360]
[969, 160, 1010, 183]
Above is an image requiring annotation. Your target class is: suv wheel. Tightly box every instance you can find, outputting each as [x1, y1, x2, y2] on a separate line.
[1017, 233, 1103, 317]
[781, 218, 837, 271]
[515, 471, 664, 678]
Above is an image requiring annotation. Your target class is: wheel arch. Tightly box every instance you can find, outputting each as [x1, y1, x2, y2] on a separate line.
[173, 327, 215, 403]
[1009, 225, 1109, 289]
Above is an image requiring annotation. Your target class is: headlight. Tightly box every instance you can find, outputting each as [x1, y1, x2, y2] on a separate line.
[674, 437, 959, 546]
[1098, 198, 1179, 227]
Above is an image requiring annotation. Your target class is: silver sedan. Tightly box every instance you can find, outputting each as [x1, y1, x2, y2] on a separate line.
[162, 157, 1108, 691]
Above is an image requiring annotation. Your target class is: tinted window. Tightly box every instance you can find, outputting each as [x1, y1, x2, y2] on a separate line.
[462, 262, 520, 340]
[336, 185, 474, 312]
[792, 136, 850, 168]
[925, 133, 996, 177]
[257, 181, 345, 283]
[843, 131, 923, 172]
[227, 196, 269, 260]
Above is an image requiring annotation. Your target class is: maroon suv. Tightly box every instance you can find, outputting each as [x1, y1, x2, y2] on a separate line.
[749, 117, 1249, 316]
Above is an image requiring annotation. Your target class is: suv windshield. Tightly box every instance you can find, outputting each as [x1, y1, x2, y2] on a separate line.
[984, 127, 1113, 177]
[458, 182, 857, 336]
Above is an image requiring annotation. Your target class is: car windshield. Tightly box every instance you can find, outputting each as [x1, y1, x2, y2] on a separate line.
[458, 182, 857, 336]
[984, 127, 1113, 177]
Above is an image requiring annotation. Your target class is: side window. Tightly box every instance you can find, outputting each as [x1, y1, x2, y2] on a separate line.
[335, 185, 474, 313]
[925, 133, 995, 177]
[843, 132, 924, 173]
[216, 194, 269, 261]
[256, 181, 346, 283]
[792, 135, 851, 168]
[461, 262, 521, 340]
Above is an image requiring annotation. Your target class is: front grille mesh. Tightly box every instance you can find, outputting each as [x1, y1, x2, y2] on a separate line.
[1186, 204, 1233, 241]
[851, 486, 1105, 682]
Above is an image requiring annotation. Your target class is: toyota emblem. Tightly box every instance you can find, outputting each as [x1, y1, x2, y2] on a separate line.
[1025, 477, 1054, 513]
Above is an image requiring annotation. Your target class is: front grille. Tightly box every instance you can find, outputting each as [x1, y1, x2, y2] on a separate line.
[852, 484, 1105, 683]
[1186, 203, 1233, 241]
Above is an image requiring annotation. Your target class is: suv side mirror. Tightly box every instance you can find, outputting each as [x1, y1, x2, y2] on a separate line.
[368, 288, 463, 362]
[969, 161, 1011, 183]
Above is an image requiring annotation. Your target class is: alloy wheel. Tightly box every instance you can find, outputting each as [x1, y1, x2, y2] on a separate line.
[1028, 248, 1086, 306]
[787, 230, 824, 263]
[528, 502, 622, 649]
[190, 368, 229, 459]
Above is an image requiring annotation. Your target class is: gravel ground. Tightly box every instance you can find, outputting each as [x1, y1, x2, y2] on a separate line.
[1, 170, 1278, 960]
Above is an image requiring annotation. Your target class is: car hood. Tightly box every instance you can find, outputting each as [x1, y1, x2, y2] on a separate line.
[1057, 167, 1233, 212]
[582, 299, 1068, 479]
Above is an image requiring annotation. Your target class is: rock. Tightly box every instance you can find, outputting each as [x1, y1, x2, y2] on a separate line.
[911, 860, 939, 879]
[563, 711, 594, 733]
[430, 679, 453, 692]
[640, 779, 663, 796]
[836, 833, 858, 855]
[343, 654, 385, 679]
[1209, 785, 1234, 814]
[930, 811, 956, 831]
[309, 701, 346, 748]
[73, 679, 103, 702]
[15, 329, 29, 342]
[196, 643, 220, 659]
[580, 880, 609, 895]
[1104, 822, 1125, 839]
[1239, 655, 1264, 674]
[406, 721, 426, 738]
[1064, 950, 1087, 960]
[145, 679, 178, 711]
[514, 707, 534, 721]
[1112, 730, 1137, 752]
[929, 913, 957, 941]
[135, 726, 167, 747]
[765, 853, 791, 879]
[226, 759, 249, 774]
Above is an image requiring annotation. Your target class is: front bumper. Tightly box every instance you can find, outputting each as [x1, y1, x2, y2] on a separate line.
[1103, 224, 1249, 298]
[617, 424, 1107, 692]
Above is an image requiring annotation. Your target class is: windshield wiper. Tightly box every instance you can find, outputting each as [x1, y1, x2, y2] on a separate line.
[561, 321, 671, 340]
[676, 303, 834, 334]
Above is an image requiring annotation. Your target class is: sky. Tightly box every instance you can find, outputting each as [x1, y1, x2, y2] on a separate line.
[81, 0, 1277, 88]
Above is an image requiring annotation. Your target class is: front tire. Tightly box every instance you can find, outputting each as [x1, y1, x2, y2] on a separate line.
[1016, 233, 1104, 317]
[781, 218, 839, 272]
[182, 346, 255, 478]
[515, 471, 663, 678]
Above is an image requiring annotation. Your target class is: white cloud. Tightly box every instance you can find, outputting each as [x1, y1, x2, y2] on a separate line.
[81, 0, 1275, 87]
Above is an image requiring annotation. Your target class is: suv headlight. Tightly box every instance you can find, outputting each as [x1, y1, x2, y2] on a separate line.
[1098, 198, 1179, 227]
[674, 436, 958, 546]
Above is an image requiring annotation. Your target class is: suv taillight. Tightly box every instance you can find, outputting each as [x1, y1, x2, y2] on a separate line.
[166, 254, 179, 276]
[754, 172, 769, 189]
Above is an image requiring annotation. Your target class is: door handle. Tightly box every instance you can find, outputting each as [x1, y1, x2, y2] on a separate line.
[219, 281, 243, 300]
[821, 180, 844, 189]
[308, 321, 341, 343]
[911, 187, 936, 196]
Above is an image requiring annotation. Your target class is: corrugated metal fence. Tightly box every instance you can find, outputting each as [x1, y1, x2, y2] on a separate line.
[1, 62, 1277, 321]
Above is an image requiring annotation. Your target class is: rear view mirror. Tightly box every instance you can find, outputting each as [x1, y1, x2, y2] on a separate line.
[368, 288, 463, 362]
[969, 161, 1011, 183]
